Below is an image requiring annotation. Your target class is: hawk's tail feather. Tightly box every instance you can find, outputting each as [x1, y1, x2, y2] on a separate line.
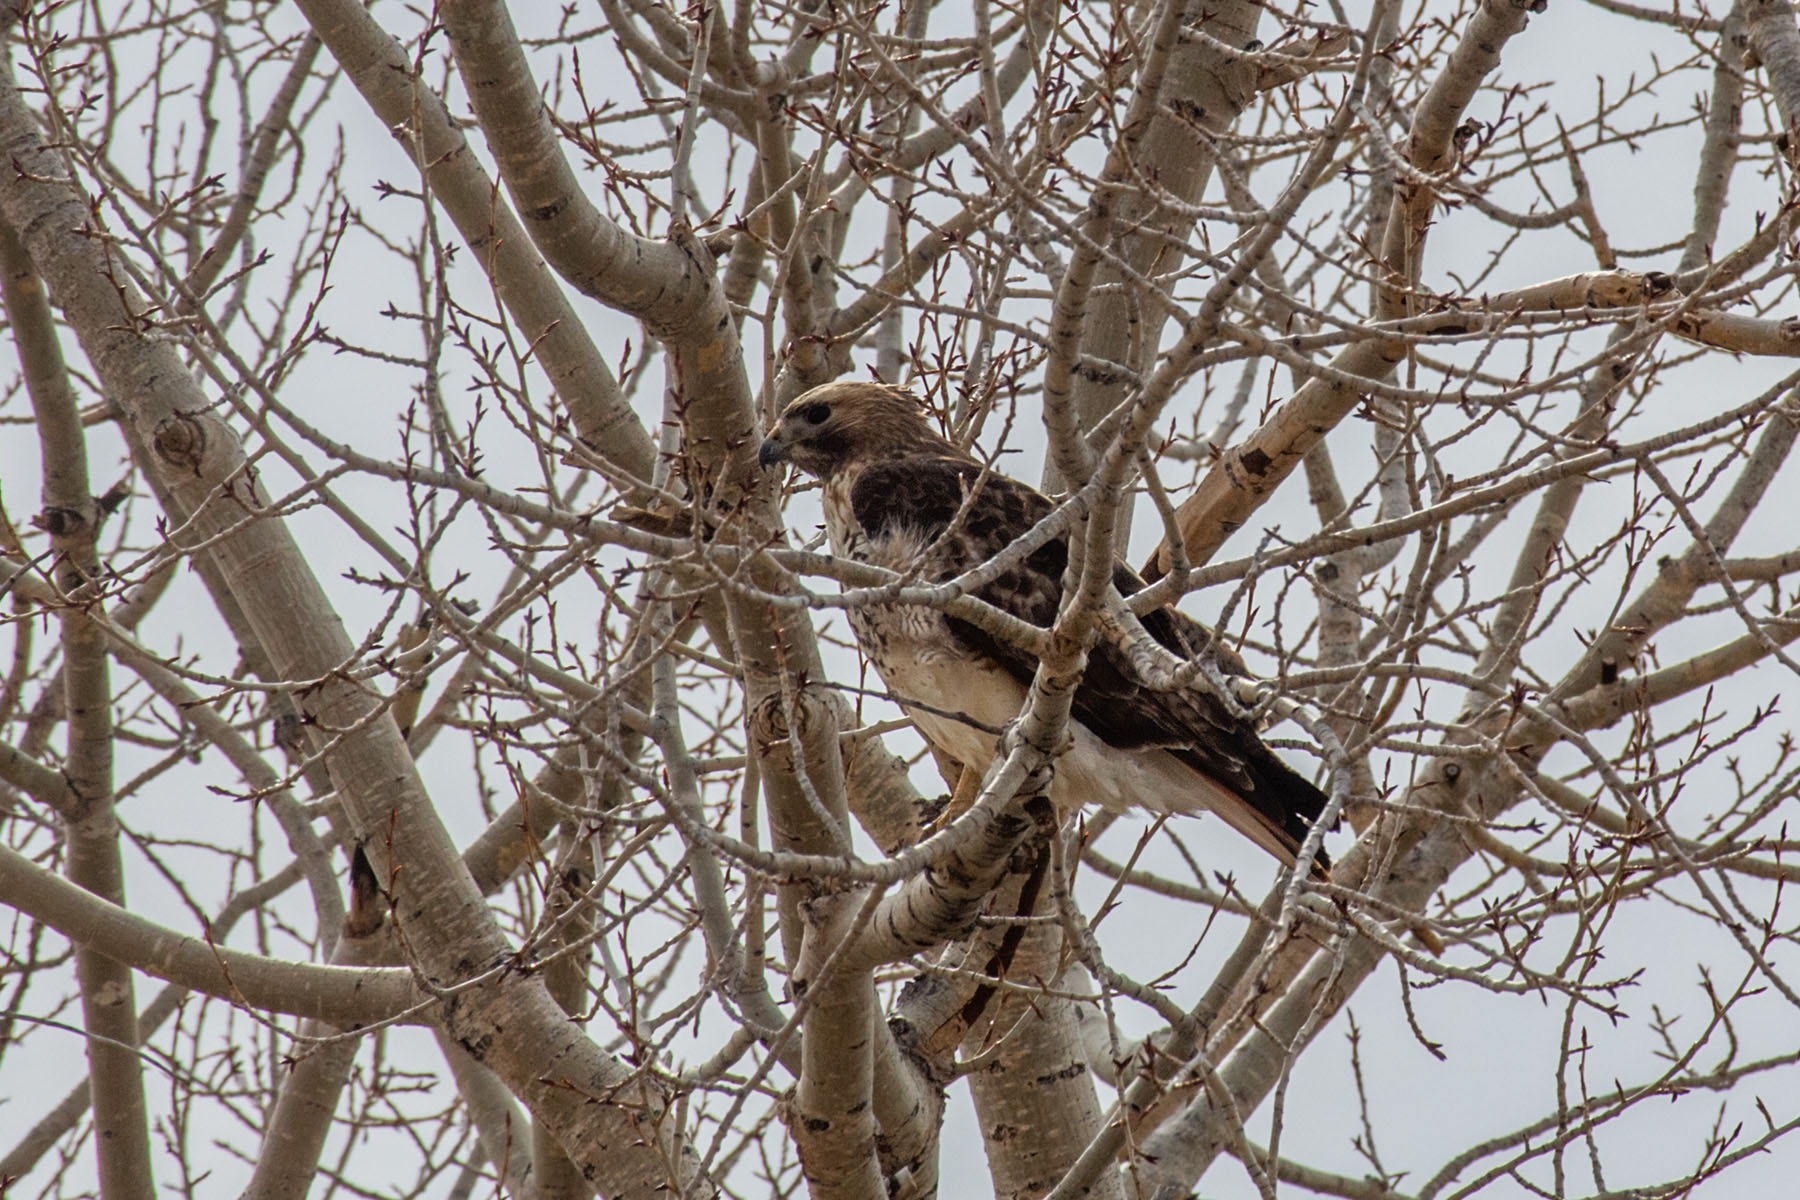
[1179, 742, 1333, 879]
[1245, 749, 1333, 879]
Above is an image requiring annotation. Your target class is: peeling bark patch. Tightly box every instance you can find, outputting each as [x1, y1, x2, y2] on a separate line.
[1034, 1062, 1085, 1086]
[527, 197, 567, 222]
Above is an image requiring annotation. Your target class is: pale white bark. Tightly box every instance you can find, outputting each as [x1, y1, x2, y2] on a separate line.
[2, 210, 155, 1200]
[438, 1030, 539, 1200]
[1749, 0, 1800, 129]
[239, 932, 387, 1200]
[292, 0, 654, 482]
[0, 841, 415, 1022]
[0, 860, 307, 1182]
[1115, 385, 1800, 1195]
[1144, 0, 1521, 575]
[529, 855, 594, 1200]
[0, 50, 710, 1200]
[5, 3, 1800, 1197]
[966, 914, 1122, 1200]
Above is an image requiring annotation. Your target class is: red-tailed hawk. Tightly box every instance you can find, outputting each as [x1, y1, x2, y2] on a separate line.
[758, 381, 1329, 871]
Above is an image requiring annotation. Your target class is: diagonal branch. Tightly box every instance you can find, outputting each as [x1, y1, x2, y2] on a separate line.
[0, 50, 713, 1200]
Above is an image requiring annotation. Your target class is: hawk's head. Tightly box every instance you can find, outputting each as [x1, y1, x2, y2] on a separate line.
[757, 381, 942, 479]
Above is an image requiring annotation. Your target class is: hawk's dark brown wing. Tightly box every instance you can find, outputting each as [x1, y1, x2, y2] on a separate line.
[847, 455, 1330, 869]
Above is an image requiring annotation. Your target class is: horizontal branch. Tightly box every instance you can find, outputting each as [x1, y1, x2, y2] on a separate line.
[0, 843, 418, 1025]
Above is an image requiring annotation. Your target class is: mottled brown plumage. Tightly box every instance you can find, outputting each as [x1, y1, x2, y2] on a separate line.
[758, 381, 1329, 870]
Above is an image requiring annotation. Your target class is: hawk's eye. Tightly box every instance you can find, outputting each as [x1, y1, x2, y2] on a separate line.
[802, 403, 831, 425]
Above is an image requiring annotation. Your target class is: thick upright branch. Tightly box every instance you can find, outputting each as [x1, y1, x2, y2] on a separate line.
[0, 52, 711, 1200]
[2, 210, 155, 1200]
[293, 0, 655, 482]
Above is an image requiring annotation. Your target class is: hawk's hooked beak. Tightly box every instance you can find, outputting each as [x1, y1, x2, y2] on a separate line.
[757, 435, 788, 470]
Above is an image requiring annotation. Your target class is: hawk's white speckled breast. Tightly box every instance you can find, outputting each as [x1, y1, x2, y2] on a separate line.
[822, 470, 1018, 762]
